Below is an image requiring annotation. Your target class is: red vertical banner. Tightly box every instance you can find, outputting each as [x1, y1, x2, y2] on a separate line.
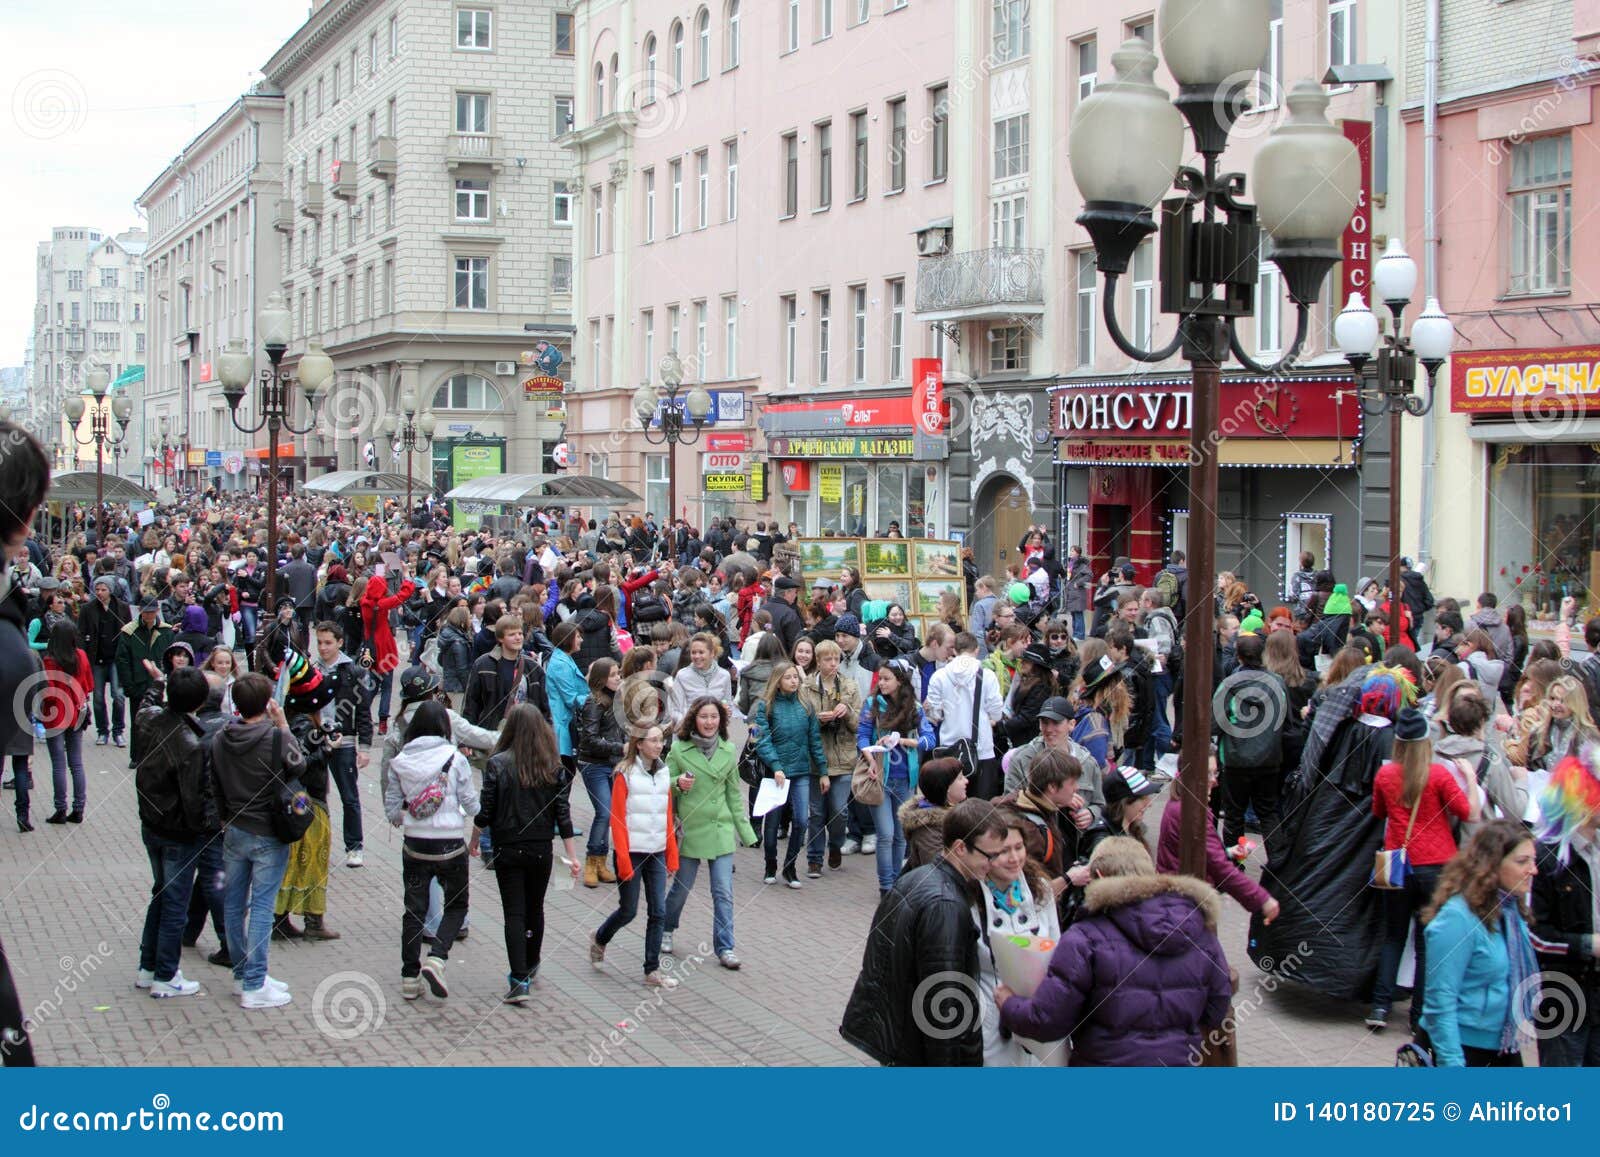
[911, 357, 944, 436]
[1339, 120, 1373, 307]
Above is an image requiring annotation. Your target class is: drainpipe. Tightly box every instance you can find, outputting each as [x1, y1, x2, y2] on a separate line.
[1417, 0, 1441, 570]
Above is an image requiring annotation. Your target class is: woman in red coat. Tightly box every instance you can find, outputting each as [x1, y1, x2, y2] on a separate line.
[361, 564, 417, 734]
[40, 621, 94, 824]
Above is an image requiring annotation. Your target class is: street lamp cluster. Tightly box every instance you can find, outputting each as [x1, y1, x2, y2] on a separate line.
[145, 415, 189, 487]
[382, 391, 436, 515]
[62, 367, 132, 540]
[633, 351, 713, 524]
[216, 291, 334, 601]
[1066, 0, 1454, 876]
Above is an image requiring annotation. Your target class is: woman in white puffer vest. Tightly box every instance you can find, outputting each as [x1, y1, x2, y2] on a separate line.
[589, 724, 681, 988]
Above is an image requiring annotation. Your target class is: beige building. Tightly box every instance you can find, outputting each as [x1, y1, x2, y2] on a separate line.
[264, 0, 575, 507]
[137, 92, 286, 493]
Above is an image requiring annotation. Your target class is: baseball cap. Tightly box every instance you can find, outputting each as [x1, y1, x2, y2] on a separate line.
[1103, 766, 1162, 804]
[1037, 696, 1074, 722]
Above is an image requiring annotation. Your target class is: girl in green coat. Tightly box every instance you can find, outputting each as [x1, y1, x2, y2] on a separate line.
[662, 697, 757, 970]
[753, 662, 827, 888]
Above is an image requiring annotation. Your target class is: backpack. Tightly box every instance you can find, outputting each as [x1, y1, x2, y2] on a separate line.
[1151, 606, 1183, 679]
[632, 593, 669, 625]
[1154, 568, 1184, 619]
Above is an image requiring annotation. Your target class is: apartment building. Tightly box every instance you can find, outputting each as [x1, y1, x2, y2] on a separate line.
[263, 0, 574, 507]
[137, 92, 286, 493]
[564, 0, 957, 532]
[31, 225, 149, 474]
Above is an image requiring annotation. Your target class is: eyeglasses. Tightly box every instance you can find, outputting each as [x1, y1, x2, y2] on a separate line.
[968, 841, 1026, 863]
[1048, 633, 1069, 640]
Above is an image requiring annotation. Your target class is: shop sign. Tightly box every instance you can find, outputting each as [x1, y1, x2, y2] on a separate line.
[651, 390, 745, 427]
[749, 463, 766, 502]
[704, 453, 745, 471]
[521, 375, 564, 402]
[818, 463, 843, 503]
[911, 358, 945, 436]
[187, 450, 207, 466]
[1339, 120, 1373, 304]
[780, 460, 813, 493]
[765, 435, 916, 457]
[1060, 440, 1196, 464]
[1449, 345, 1600, 416]
[705, 432, 749, 452]
[705, 472, 747, 492]
[205, 450, 222, 467]
[759, 393, 916, 434]
[1050, 378, 1356, 441]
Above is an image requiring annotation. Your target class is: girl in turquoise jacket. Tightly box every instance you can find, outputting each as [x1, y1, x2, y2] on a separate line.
[546, 621, 591, 761]
[856, 659, 937, 895]
[752, 661, 825, 889]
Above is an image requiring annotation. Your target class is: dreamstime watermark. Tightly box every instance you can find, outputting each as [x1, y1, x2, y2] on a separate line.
[12, 70, 87, 141]
[1514, 969, 1589, 1043]
[1, 941, 111, 1062]
[316, 370, 391, 446]
[310, 970, 387, 1041]
[1509, 377, 1588, 444]
[1187, 938, 1314, 1064]
[910, 969, 982, 1041]
[1484, 56, 1599, 168]
[1212, 668, 1290, 743]
[10, 668, 80, 741]
[586, 948, 706, 1064]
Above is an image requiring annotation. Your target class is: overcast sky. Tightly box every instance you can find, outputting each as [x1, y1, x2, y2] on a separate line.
[0, 0, 310, 367]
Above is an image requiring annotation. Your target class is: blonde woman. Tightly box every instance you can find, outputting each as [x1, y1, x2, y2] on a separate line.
[799, 639, 863, 874]
[667, 632, 732, 721]
[1508, 675, 1599, 773]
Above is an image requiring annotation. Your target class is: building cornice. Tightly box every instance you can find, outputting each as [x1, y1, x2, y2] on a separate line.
[263, 0, 375, 85]
[1400, 72, 1600, 119]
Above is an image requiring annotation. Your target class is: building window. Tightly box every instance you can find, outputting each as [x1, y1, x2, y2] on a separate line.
[643, 169, 656, 241]
[643, 454, 670, 519]
[725, 0, 741, 68]
[694, 300, 709, 373]
[454, 257, 488, 309]
[671, 21, 685, 85]
[991, 193, 1026, 248]
[696, 149, 710, 227]
[887, 278, 905, 380]
[886, 98, 907, 193]
[641, 309, 655, 384]
[992, 0, 1030, 61]
[554, 95, 574, 137]
[591, 185, 604, 255]
[1076, 38, 1097, 102]
[988, 325, 1030, 373]
[100, 268, 119, 289]
[816, 291, 832, 384]
[332, 62, 341, 103]
[851, 0, 869, 26]
[670, 159, 683, 234]
[786, 0, 800, 52]
[432, 373, 502, 410]
[1127, 17, 1153, 41]
[67, 270, 83, 291]
[454, 178, 489, 221]
[389, 14, 400, 57]
[609, 54, 620, 113]
[725, 141, 739, 220]
[643, 35, 658, 99]
[851, 285, 867, 382]
[819, 0, 835, 38]
[993, 114, 1028, 179]
[456, 8, 491, 50]
[553, 179, 574, 225]
[851, 111, 868, 199]
[723, 296, 739, 377]
[1508, 134, 1572, 296]
[816, 120, 833, 208]
[695, 8, 711, 81]
[929, 86, 948, 181]
[782, 132, 799, 217]
[455, 92, 489, 133]
[1075, 251, 1097, 366]
[589, 320, 602, 385]
[782, 295, 798, 386]
[1328, 0, 1355, 73]
[1257, 0, 1283, 109]
[1132, 241, 1154, 350]
[593, 63, 605, 118]
[552, 255, 572, 294]
[554, 11, 574, 55]
[1256, 233, 1282, 355]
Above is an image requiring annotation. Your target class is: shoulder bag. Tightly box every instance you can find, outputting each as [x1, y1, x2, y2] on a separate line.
[851, 702, 885, 808]
[1370, 788, 1420, 890]
[933, 673, 985, 780]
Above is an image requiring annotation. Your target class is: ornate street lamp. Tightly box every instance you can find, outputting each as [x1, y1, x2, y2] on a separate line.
[62, 366, 133, 541]
[381, 389, 437, 517]
[1071, 9, 1361, 878]
[633, 352, 712, 525]
[216, 292, 333, 601]
[1334, 241, 1453, 645]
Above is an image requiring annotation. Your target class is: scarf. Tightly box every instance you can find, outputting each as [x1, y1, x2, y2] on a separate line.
[986, 878, 1026, 915]
[1499, 892, 1538, 1053]
[691, 731, 720, 759]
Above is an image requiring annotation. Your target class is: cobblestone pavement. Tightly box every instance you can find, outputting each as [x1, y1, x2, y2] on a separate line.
[0, 732, 1395, 1067]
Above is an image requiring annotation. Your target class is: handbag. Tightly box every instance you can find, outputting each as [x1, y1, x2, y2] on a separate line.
[738, 720, 768, 787]
[1371, 791, 1421, 890]
[933, 671, 985, 779]
[249, 729, 314, 845]
[851, 750, 884, 807]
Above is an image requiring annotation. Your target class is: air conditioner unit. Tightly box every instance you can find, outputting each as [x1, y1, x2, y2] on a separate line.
[494, 361, 517, 376]
[916, 226, 951, 257]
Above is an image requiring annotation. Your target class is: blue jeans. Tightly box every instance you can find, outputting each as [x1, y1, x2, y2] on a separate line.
[808, 772, 852, 863]
[1071, 610, 1086, 639]
[869, 774, 913, 890]
[1538, 1007, 1600, 1066]
[89, 659, 123, 738]
[1372, 862, 1443, 1030]
[327, 746, 363, 853]
[1149, 669, 1174, 754]
[375, 671, 394, 722]
[762, 775, 812, 871]
[10, 755, 30, 820]
[183, 837, 228, 955]
[46, 729, 85, 814]
[664, 853, 735, 956]
[139, 830, 203, 982]
[596, 850, 670, 974]
[238, 605, 259, 652]
[223, 827, 291, 992]
[579, 763, 614, 857]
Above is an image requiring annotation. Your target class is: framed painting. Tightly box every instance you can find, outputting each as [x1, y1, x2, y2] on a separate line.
[912, 540, 962, 578]
[862, 539, 911, 577]
[794, 538, 862, 584]
[914, 578, 965, 618]
[862, 579, 913, 608]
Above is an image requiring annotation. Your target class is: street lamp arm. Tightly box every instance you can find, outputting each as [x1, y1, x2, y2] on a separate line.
[1225, 302, 1311, 377]
[227, 406, 272, 436]
[1101, 274, 1185, 363]
[281, 411, 321, 437]
[640, 421, 669, 446]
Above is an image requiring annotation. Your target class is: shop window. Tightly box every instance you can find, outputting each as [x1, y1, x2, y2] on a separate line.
[1283, 514, 1330, 600]
[876, 463, 907, 537]
[1488, 444, 1600, 614]
[1063, 506, 1088, 556]
[645, 454, 669, 520]
[1168, 510, 1189, 562]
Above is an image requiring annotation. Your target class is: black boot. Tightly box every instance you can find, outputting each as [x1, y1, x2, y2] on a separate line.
[271, 914, 304, 940]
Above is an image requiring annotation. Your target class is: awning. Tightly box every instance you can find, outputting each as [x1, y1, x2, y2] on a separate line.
[111, 365, 144, 389]
[243, 442, 299, 459]
[48, 471, 157, 503]
[443, 472, 642, 507]
[303, 470, 416, 497]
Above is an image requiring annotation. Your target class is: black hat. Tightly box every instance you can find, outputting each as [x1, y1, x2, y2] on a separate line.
[398, 664, 441, 703]
[139, 598, 160, 614]
[1079, 654, 1121, 696]
[1037, 696, 1074, 722]
[1394, 706, 1429, 743]
[1104, 766, 1162, 805]
[1021, 643, 1051, 668]
[275, 595, 297, 612]
[774, 575, 800, 591]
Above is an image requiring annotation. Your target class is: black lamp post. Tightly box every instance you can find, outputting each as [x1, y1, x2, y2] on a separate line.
[1070, 13, 1361, 879]
[382, 389, 437, 518]
[62, 366, 133, 540]
[634, 351, 712, 528]
[1333, 243, 1453, 645]
[216, 292, 333, 602]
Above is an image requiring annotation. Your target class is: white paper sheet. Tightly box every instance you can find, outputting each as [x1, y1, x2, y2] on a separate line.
[752, 777, 790, 818]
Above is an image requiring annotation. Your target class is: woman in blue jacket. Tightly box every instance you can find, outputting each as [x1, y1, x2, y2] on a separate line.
[753, 661, 825, 889]
[546, 621, 591, 772]
[1421, 819, 1540, 1066]
[857, 658, 937, 896]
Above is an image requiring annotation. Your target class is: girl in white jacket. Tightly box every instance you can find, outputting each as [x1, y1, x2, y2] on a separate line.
[382, 700, 480, 1002]
[589, 725, 681, 988]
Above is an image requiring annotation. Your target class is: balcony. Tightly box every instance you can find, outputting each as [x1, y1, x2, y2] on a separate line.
[367, 135, 396, 180]
[273, 198, 294, 232]
[300, 181, 325, 218]
[914, 246, 1045, 322]
[443, 132, 504, 172]
[329, 161, 357, 201]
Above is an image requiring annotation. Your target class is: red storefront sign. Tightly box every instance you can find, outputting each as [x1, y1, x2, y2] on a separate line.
[779, 460, 812, 492]
[1050, 378, 1357, 440]
[761, 393, 915, 428]
[1340, 120, 1373, 305]
[911, 358, 944, 436]
[704, 432, 749, 452]
[1450, 345, 1600, 415]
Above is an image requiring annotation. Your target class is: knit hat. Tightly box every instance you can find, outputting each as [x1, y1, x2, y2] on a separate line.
[1008, 582, 1032, 605]
[833, 613, 861, 637]
[1238, 608, 1265, 634]
[1104, 766, 1161, 804]
[1323, 583, 1353, 618]
[1393, 707, 1429, 742]
[276, 648, 334, 715]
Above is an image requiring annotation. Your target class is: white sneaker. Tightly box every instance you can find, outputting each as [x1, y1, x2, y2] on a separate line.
[860, 834, 878, 855]
[150, 972, 200, 998]
[231, 975, 289, 998]
[840, 838, 861, 856]
[240, 985, 293, 1010]
[134, 968, 154, 990]
[643, 971, 680, 989]
[345, 849, 364, 868]
[660, 932, 674, 955]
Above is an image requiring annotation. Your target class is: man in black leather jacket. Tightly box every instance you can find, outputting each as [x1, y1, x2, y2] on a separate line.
[839, 799, 1000, 1067]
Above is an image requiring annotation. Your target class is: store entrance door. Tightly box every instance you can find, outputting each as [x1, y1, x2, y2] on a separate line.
[989, 480, 1034, 577]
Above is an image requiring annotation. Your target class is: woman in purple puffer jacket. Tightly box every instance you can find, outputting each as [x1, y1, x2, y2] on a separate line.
[995, 837, 1233, 1067]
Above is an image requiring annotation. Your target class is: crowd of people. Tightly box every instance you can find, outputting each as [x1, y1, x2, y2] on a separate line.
[0, 419, 1595, 1070]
